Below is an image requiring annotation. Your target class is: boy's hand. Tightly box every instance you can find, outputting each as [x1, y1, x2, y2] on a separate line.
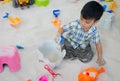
[97, 57, 106, 66]
[54, 36, 60, 43]
[55, 32, 61, 43]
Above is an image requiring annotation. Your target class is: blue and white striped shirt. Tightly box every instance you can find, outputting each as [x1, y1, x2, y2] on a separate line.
[63, 19, 100, 49]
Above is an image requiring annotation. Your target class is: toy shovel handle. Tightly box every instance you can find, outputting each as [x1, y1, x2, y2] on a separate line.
[44, 64, 57, 76]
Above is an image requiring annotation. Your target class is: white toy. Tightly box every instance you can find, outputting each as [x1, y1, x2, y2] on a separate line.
[37, 40, 66, 68]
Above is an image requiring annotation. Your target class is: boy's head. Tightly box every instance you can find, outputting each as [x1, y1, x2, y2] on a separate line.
[80, 1, 104, 31]
[81, 1, 104, 21]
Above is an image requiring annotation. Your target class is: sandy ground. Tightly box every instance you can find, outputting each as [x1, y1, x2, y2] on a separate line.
[0, 0, 120, 81]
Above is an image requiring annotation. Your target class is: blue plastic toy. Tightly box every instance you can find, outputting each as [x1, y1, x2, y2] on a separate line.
[16, 45, 24, 49]
[3, 12, 9, 18]
[103, 5, 107, 11]
[53, 9, 60, 18]
[59, 36, 64, 45]
[107, 10, 113, 13]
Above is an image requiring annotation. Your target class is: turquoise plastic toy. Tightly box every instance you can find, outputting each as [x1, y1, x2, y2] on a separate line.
[35, 0, 49, 6]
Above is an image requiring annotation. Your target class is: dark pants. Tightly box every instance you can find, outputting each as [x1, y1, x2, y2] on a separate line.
[63, 39, 94, 63]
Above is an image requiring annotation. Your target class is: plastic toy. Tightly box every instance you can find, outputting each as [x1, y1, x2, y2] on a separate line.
[16, 45, 24, 49]
[103, 5, 113, 13]
[35, 0, 49, 7]
[27, 79, 32, 81]
[53, 10, 60, 18]
[59, 36, 64, 45]
[100, 0, 113, 2]
[3, 13, 21, 26]
[52, 9, 61, 31]
[12, 0, 34, 9]
[109, 0, 118, 12]
[44, 64, 61, 81]
[105, 0, 113, 2]
[38, 40, 66, 68]
[78, 67, 105, 81]
[39, 75, 48, 81]
[52, 18, 61, 30]
[0, 0, 10, 4]
[0, 46, 21, 72]
[107, 10, 113, 13]
[103, 5, 107, 11]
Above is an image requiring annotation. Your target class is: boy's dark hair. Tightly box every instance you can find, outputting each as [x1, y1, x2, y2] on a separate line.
[81, 1, 104, 21]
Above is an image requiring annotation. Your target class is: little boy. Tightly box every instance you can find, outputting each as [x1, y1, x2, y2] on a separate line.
[56, 1, 105, 66]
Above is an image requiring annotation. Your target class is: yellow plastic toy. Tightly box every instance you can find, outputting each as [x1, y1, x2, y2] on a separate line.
[0, 0, 10, 4]
[3, 13, 21, 26]
[78, 67, 105, 81]
[109, 0, 118, 12]
[105, 0, 113, 2]
[18, 0, 29, 5]
[12, 0, 34, 9]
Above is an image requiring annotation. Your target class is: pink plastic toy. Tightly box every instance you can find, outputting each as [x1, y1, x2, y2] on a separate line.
[39, 75, 48, 81]
[44, 64, 61, 81]
[0, 46, 21, 72]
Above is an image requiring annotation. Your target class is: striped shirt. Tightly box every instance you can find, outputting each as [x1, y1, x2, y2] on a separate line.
[63, 19, 100, 49]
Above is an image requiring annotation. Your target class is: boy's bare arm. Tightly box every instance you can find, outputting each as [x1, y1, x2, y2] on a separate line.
[95, 42, 106, 66]
[55, 28, 64, 42]
[56, 28, 64, 37]
[96, 42, 102, 58]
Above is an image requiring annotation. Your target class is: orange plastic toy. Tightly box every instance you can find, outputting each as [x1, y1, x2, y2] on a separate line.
[52, 9, 61, 31]
[8, 16, 21, 26]
[27, 79, 32, 81]
[52, 18, 61, 31]
[78, 67, 105, 81]
[109, 0, 118, 12]
[3, 13, 21, 26]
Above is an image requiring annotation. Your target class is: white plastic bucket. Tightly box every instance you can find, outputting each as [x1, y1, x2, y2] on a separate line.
[37, 40, 66, 68]
[99, 12, 114, 29]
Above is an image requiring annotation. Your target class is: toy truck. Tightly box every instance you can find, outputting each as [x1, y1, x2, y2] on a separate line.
[12, 0, 34, 9]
